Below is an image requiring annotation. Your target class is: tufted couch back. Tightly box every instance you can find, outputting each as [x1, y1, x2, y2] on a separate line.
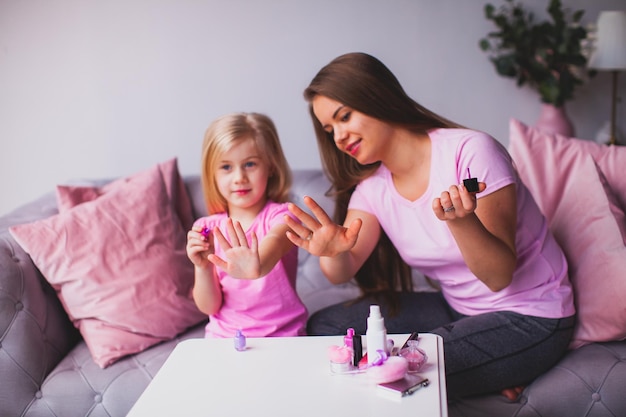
[1, 169, 625, 417]
[0, 192, 81, 415]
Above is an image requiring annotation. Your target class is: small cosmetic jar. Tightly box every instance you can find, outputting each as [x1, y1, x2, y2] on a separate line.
[328, 345, 353, 373]
[399, 340, 427, 372]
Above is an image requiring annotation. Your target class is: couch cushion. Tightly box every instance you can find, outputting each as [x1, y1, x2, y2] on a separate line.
[9, 159, 206, 368]
[23, 324, 204, 416]
[56, 159, 194, 232]
[448, 341, 626, 417]
[508, 119, 626, 348]
[0, 229, 80, 417]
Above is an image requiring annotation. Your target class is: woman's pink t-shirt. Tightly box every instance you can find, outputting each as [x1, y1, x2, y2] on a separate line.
[349, 128, 575, 318]
[194, 201, 308, 338]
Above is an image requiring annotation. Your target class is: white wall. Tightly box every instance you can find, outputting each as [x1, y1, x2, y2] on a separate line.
[1, 0, 624, 216]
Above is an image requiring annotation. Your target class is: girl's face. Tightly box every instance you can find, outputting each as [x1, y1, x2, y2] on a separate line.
[215, 137, 270, 216]
[312, 95, 394, 165]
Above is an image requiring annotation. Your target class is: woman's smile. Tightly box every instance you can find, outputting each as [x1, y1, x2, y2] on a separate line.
[346, 139, 361, 155]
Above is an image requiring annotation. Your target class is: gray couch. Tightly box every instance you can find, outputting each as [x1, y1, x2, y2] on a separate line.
[1, 169, 625, 417]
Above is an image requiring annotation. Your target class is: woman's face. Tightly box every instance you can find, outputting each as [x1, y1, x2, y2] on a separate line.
[311, 95, 394, 166]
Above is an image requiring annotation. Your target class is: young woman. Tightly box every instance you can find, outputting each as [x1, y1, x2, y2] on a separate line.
[284, 52, 575, 400]
[186, 112, 307, 338]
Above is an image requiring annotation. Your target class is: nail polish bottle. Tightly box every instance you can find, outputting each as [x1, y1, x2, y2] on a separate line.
[366, 305, 388, 366]
[344, 328, 355, 349]
[343, 328, 355, 366]
[234, 329, 246, 351]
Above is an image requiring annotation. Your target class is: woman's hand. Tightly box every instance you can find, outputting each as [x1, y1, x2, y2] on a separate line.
[432, 182, 486, 220]
[433, 181, 518, 292]
[186, 225, 214, 269]
[285, 195, 362, 257]
[207, 218, 262, 279]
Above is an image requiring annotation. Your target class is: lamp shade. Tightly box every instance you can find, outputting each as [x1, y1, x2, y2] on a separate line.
[589, 11, 626, 71]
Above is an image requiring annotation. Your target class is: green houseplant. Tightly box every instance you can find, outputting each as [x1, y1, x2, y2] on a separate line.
[479, 0, 592, 108]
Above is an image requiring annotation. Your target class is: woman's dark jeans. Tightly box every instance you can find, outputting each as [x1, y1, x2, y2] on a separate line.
[307, 292, 575, 399]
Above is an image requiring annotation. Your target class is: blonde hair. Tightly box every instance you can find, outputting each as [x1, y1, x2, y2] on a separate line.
[200, 112, 292, 214]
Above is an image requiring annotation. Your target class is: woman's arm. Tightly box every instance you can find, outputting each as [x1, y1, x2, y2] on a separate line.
[286, 196, 380, 284]
[257, 222, 298, 276]
[434, 182, 517, 292]
[320, 208, 381, 283]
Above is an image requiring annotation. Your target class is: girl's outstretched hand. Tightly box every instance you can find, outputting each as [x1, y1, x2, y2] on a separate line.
[285, 195, 362, 257]
[207, 218, 261, 279]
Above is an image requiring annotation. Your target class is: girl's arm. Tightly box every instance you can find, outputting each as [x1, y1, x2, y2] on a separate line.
[433, 182, 517, 292]
[187, 227, 223, 315]
[192, 265, 222, 315]
[286, 196, 380, 284]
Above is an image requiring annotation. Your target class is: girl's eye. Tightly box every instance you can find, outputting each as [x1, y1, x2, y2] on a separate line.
[340, 111, 351, 122]
[244, 161, 256, 168]
[219, 164, 231, 171]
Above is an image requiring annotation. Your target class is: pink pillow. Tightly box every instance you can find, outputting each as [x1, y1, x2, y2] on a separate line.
[10, 160, 206, 368]
[56, 158, 195, 231]
[508, 119, 626, 348]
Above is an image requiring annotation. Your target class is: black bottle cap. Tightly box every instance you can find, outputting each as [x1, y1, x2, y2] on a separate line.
[463, 177, 479, 193]
[352, 334, 363, 365]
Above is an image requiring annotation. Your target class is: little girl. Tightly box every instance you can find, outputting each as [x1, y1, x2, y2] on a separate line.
[186, 112, 308, 338]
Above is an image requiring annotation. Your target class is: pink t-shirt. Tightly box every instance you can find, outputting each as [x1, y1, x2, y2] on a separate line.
[194, 201, 308, 338]
[350, 128, 575, 319]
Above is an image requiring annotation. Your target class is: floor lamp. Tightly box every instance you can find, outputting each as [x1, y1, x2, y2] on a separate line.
[589, 11, 626, 146]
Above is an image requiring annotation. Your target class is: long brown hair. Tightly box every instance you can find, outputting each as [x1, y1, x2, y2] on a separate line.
[304, 52, 462, 311]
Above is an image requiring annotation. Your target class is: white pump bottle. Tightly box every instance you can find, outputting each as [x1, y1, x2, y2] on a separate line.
[366, 305, 388, 365]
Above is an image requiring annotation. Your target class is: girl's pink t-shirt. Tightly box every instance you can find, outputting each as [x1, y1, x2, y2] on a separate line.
[194, 201, 308, 338]
[349, 128, 575, 319]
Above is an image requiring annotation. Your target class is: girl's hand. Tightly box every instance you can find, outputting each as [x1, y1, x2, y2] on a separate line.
[285, 195, 362, 257]
[186, 225, 214, 269]
[433, 182, 486, 220]
[207, 218, 262, 279]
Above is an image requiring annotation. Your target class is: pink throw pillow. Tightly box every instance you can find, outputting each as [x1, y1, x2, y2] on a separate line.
[508, 119, 626, 348]
[10, 160, 206, 367]
[56, 158, 195, 231]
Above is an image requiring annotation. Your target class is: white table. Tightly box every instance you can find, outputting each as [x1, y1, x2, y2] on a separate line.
[128, 333, 447, 417]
